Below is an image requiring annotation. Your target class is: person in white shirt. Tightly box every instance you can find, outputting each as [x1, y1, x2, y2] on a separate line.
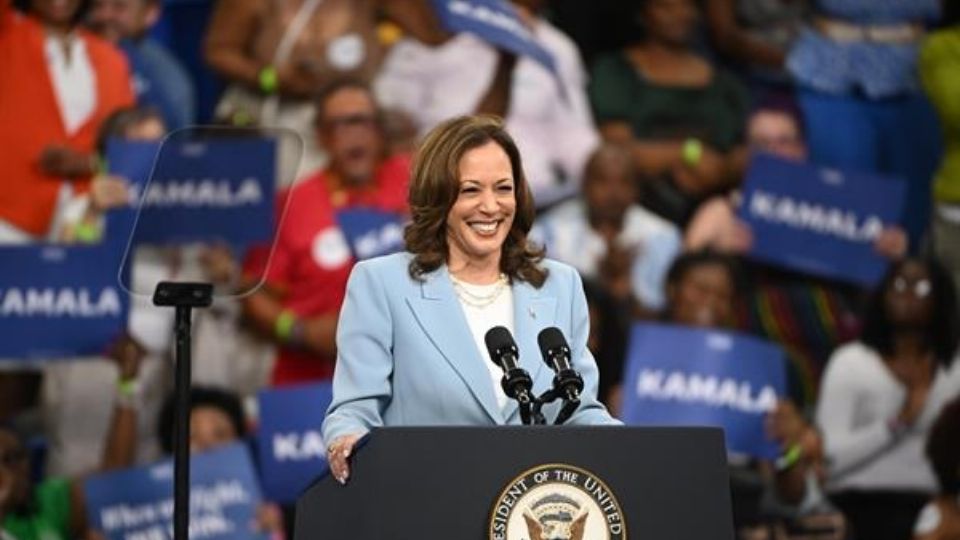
[533, 144, 680, 315]
[375, 0, 599, 208]
[816, 257, 960, 540]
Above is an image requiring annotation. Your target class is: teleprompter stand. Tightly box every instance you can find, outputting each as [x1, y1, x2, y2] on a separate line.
[152, 281, 213, 540]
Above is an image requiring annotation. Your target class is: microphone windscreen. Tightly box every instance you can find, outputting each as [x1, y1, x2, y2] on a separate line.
[537, 326, 568, 353]
[484, 326, 516, 364]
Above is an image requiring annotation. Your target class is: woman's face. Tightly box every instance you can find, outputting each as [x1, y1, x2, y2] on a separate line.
[445, 141, 516, 269]
[30, 0, 82, 27]
[190, 406, 238, 454]
[668, 263, 734, 328]
[884, 261, 934, 328]
[641, 0, 698, 47]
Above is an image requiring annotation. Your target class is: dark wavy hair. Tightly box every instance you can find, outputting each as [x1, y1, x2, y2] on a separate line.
[860, 257, 960, 367]
[157, 386, 247, 455]
[927, 395, 960, 495]
[404, 115, 546, 287]
[665, 249, 743, 295]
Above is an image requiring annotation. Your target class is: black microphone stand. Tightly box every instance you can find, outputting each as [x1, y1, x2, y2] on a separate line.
[152, 281, 213, 540]
[529, 370, 583, 425]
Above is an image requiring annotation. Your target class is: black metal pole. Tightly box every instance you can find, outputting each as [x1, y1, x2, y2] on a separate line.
[173, 305, 192, 540]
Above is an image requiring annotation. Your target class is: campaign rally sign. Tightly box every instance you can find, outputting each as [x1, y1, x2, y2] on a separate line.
[738, 154, 905, 286]
[0, 244, 129, 359]
[431, 0, 556, 74]
[621, 323, 787, 459]
[84, 443, 266, 540]
[107, 137, 276, 251]
[336, 208, 406, 261]
[257, 382, 334, 503]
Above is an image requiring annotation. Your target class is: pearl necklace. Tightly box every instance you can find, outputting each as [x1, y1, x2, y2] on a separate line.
[450, 273, 508, 308]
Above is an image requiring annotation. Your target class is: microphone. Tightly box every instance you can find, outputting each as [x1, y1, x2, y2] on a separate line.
[537, 327, 584, 403]
[484, 326, 534, 407]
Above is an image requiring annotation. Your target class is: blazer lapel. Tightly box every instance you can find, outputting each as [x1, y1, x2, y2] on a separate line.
[502, 279, 556, 422]
[405, 266, 503, 424]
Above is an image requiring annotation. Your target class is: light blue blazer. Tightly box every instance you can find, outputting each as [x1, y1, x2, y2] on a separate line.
[322, 252, 619, 443]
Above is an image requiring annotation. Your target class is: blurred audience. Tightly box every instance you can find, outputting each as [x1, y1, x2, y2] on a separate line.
[787, 0, 942, 248]
[589, 0, 749, 226]
[705, 0, 808, 93]
[921, 2, 960, 295]
[534, 144, 681, 315]
[86, 0, 196, 131]
[642, 251, 839, 539]
[375, 0, 599, 208]
[685, 99, 908, 407]
[913, 395, 960, 540]
[240, 79, 409, 385]
[1, 336, 149, 540]
[205, 0, 381, 180]
[42, 106, 173, 478]
[0, 0, 133, 244]
[816, 257, 960, 540]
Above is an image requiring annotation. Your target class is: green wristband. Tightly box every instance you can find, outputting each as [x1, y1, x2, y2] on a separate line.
[74, 221, 103, 243]
[682, 138, 703, 167]
[258, 65, 279, 95]
[775, 444, 803, 471]
[275, 309, 298, 342]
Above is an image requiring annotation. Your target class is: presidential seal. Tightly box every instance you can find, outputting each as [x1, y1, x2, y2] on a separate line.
[488, 463, 626, 540]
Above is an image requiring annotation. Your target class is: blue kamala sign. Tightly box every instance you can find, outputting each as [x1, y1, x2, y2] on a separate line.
[621, 323, 787, 459]
[256, 382, 334, 503]
[738, 154, 905, 286]
[0, 244, 129, 359]
[84, 443, 267, 540]
[107, 137, 276, 251]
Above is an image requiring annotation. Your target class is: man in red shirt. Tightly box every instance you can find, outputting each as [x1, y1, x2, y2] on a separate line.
[242, 79, 410, 385]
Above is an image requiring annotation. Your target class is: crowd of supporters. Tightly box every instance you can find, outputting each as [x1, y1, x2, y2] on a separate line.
[2, 0, 960, 539]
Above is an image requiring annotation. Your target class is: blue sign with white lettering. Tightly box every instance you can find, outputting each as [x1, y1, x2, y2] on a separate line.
[336, 209, 406, 261]
[738, 154, 905, 286]
[84, 443, 266, 540]
[107, 137, 276, 251]
[621, 323, 787, 459]
[256, 382, 334, 503]
[431, 0, 556, 74]
[0, 244, 129, 359]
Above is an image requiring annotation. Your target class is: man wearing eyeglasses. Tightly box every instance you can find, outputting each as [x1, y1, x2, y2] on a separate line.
[240, 77, 410, 386]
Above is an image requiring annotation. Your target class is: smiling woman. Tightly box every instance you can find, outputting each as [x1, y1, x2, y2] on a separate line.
[322, 115, 620, 484]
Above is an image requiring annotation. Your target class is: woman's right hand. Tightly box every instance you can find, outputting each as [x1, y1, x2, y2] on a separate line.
[326, 434, 363, 485]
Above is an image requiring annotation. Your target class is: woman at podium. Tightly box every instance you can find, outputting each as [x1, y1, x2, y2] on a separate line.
[322, 115, 619, 483]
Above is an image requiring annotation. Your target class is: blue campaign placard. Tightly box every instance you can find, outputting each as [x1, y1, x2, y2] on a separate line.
[738, 154, 905, 286]
[0, 244, 129, 359]
[107, 137, 276, 251]
[431, 0, 556, 74]
[621, 323, 787, 459]
[335, 208, 406, 261]
[256, 382, 334, 503]
[84, 443, 267, 540]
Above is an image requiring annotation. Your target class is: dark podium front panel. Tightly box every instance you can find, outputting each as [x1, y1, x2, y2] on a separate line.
[295, 426, 733, 539]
